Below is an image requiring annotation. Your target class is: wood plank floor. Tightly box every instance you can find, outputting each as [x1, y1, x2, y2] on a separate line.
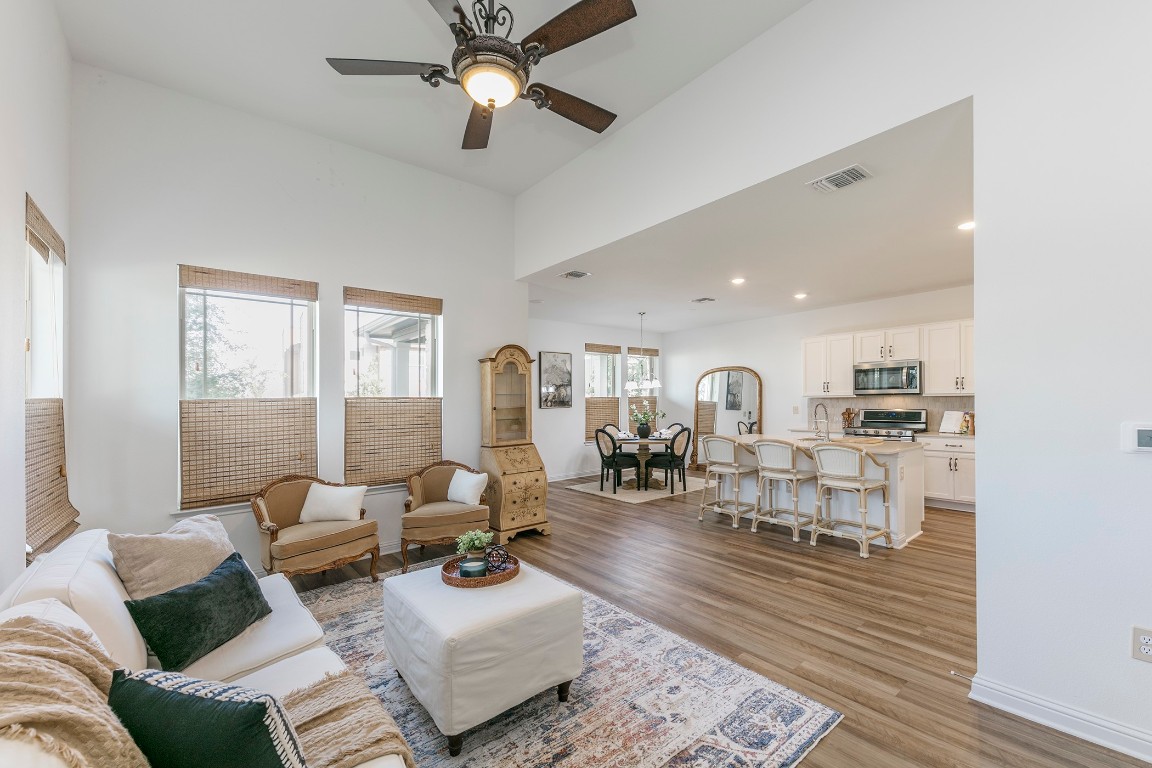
[295, 475, 1147, 768]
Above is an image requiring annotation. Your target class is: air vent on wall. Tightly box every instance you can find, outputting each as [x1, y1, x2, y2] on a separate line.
[690, 297, 716, 303]
[807, 164, 872, 193]
[558, 270, 592, 279]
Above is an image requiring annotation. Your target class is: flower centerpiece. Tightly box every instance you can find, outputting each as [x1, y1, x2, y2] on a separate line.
[456, 529, 494, 559]
[629, 399, 666, 439]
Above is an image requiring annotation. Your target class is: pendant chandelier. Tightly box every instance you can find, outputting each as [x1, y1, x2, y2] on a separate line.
[625, 311, 662, 392]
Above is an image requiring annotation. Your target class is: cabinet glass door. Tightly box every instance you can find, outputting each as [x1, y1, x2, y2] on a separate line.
[494, 361, 527, 442]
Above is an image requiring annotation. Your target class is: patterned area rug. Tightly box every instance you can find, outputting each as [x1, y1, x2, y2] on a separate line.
[568, 475, 710, 504]
[299, 561, 842, 767]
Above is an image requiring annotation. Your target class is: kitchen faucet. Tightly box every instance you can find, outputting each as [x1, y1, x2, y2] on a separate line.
[813, 402, 830, 440]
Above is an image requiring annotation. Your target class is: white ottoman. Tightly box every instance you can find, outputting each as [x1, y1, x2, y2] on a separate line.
[381, 562, 584, 755]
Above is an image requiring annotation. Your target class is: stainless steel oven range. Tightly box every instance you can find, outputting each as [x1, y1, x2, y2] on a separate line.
[843, 409, 927, 441]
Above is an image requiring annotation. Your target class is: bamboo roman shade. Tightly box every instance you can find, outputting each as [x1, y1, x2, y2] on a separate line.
[696, 400, 718, 437]
[26, 194, 66, 263]
[345, 398, 442, 486]
[628, 395, 659, 430]
[584, 343, 621, 355]
[179, 265, 318, 301]
[627, 347, 659, 357]
[344, 286, 443, 315]
[585, 397, 620, 441]
[179, 399, 318, 508]
[25, 399, 79, 561]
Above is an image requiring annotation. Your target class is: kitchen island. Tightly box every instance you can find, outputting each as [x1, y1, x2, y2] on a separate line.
[717, 434, 924, 549]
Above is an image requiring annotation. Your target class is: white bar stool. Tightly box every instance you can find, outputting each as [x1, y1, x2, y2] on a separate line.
[750, 439, 817, 542]
[698, 436, 757, 528]
[810, 443, 892, 558]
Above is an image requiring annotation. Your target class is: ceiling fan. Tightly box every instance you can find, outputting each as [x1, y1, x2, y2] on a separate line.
[326, 0, 638, 149]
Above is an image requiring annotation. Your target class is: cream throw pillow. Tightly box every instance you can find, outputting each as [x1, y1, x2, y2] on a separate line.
[108, 515, 236, 601]
[298, 483, 367, 523]
[447, 469, 488, 506]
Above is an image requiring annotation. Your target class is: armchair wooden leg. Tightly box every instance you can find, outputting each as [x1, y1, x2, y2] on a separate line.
[400, 539, 410, 574]
[369, 544, 380, 582]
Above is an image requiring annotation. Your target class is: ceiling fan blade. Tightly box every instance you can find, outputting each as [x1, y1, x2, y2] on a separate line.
[424, 0, 470, 28]
[520, 0, 637, 58]
[462, 102, 493, 150]
[530, 84, 617, 133]
[326, 58, 444, 76]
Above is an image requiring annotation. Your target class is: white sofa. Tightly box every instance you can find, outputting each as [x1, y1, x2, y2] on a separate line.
[0, 529, 405, 768]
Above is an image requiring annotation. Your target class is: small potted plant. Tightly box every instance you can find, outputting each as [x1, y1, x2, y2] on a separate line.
[629, 399, 666, 439]
[456, 529, 494, 559]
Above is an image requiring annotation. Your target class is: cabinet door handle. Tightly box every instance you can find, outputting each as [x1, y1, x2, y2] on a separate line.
[945, 443, 963, 448]
[888, 345, 893, 358]
[955, 376, 960, 390]
[961, 376, 966, 390]
[949, 457, 955, 471]
[880, 345, 884, 359]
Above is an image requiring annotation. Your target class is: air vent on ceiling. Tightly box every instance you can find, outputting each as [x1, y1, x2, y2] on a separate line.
[690, 297, 716, 303]
[807, 164, 872, 193]
[558, 270, 591, 279]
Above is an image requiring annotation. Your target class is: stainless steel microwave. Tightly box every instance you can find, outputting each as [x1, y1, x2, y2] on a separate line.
[853, 360, 921, 395]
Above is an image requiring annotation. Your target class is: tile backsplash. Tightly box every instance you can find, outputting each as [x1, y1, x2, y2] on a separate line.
[803, 395, 975, 433]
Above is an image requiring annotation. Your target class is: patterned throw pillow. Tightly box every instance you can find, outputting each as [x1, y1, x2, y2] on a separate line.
[107, 669, 307, 768]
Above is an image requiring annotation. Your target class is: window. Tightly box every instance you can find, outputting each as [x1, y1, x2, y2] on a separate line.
[344, 287, 444, 486]
[177, 265, 319, 509]
[345, 307, 439, 397]
[584, 343, 621, 440]
[626, 347, 660, 398]
[181, 290, 314, 399]
[24, 194, 78, 560]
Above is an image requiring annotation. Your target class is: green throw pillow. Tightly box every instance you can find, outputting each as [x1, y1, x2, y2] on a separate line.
[124, 552, 271, 671]
[108, 669, 307, 768]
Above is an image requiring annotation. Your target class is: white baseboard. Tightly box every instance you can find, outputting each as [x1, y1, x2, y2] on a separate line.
[547, 470, 598, 482]
[970, 674, 1152, 762]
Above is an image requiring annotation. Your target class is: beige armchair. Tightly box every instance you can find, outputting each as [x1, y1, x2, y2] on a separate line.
[250, 475, 380, 581]
[402, 461, 490, 573]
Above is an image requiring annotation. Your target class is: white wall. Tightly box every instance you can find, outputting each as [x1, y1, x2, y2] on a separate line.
[513, 1, 1152, 757]
[68, 64, 524, 566]
[0, 1, 71, 586]
[528, 318, 662, 480]
[662, 286, 974, 435]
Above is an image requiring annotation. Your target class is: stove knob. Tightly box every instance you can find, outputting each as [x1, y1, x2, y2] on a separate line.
[883, 430, 892, 435]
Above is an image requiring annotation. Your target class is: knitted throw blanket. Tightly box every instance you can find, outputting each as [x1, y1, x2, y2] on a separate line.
[0, 617, 149, 768]
[282, 670, 416, 768]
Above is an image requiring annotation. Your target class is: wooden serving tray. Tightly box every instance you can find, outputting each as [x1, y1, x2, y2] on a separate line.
[441, 554, 521, 589]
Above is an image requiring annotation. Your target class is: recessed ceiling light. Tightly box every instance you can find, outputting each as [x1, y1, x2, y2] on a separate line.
[793, 293, 808, 300]
[529, 299, 544, 304]
[957, 221, 976, 231]
[557, 270, 592, 279]
[730, 278, 745, 285]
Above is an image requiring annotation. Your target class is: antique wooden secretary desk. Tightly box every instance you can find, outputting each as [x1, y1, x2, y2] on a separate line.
[478, 345, 550, 544]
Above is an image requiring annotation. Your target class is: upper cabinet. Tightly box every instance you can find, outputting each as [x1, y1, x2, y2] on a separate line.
[921, 319, 975, 395]
[802, 334, 855, 397]
[854, 326, 921, 363]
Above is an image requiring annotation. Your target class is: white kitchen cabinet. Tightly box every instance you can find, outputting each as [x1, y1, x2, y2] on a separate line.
[919, 435, 975, 504]
[854, 326, 921, 363]
[802, 334, 855, 397]
[921, 319, 975, 395]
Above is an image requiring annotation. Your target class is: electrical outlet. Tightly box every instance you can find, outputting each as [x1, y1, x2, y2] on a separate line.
[792, 405, 800, 415]
[1133, 627, 1152, 662]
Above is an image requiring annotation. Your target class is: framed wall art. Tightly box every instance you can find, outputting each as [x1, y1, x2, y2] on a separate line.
[539, 351, 573, 408]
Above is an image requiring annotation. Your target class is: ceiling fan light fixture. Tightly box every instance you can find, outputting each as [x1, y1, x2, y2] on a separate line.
[460, 63, 522, 108]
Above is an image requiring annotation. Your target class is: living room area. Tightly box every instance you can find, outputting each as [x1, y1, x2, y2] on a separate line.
[3, 1, 1152, 767]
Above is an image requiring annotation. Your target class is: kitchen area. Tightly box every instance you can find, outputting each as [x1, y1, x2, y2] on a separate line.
[692, 314, 975, 553]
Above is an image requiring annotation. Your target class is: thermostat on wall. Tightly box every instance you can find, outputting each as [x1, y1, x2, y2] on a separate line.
[1121, 422, 1152, 453]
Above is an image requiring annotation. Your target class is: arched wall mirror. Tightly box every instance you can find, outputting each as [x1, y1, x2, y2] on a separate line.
[689, 366, 763, 469]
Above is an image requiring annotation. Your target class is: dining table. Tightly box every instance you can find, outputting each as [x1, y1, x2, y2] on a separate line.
[615, 436, 671, 490]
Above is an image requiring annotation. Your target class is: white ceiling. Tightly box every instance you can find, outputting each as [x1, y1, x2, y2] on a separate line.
[53, 0, 812, 195]
[524, 99, 974, 333]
